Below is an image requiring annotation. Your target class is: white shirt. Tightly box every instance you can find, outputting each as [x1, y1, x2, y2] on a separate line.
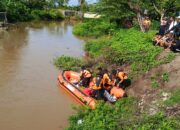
[169, 21, 177, 33]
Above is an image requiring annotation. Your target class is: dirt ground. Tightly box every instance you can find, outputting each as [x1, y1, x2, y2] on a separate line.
[127, 52, 180, 115]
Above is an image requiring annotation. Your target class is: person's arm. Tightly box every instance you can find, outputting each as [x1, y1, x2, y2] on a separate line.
[118, 72, 124, 83]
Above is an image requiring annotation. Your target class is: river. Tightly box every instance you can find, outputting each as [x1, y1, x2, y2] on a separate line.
[0, 21, 85, 130]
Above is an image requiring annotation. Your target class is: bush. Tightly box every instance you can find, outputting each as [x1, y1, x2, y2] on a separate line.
[73, 19, 117, 37]
[54, 55, 84, 71]
[30, 9, 64, 20]
[136, 113, 180, 130]
[66, 97, 137, 130]
[66, 97, 180, 130]
[84, 28, 172, 75]
[7, 1, 31, 22]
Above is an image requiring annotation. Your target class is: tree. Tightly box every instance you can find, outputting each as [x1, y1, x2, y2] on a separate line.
[150, 0, 180, 21]
[78, 0, 87, 19]
[97, 0, 149, 32]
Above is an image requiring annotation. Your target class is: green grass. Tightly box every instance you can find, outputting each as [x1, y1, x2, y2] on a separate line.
[54, 55, 84, 71]
[165, 90, 180, 106]
[66, 97, 180, 130]
[162, 72, 169, 82]
[73, 19, 117, 37]
[85, 28, 173, 76]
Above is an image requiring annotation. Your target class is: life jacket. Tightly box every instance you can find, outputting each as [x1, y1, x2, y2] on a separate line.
[102, 73, 111, 85]
[89, 77, 102, 90]
[102, 73, 113, 91]
[116, 71, 128, 80]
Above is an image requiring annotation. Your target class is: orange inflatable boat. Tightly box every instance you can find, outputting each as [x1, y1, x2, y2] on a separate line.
[58, 70, 126, 109]
[58, 70, 96, 109]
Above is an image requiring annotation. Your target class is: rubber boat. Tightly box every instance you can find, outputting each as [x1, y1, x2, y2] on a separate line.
[58, 70, 126, 109]
[58, 70, 96, 109]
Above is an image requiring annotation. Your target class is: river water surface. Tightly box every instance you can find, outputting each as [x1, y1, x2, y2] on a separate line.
[0, 21, 85, 130]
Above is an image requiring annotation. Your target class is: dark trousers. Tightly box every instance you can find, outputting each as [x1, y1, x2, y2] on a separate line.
[80, 77, 91, 87]
[115, 78, 126, 89]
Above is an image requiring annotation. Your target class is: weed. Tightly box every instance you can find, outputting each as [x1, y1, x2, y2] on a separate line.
[162, 72, 169, 82]
[54, 55, 84, 71]
[164, 90, 180, 106]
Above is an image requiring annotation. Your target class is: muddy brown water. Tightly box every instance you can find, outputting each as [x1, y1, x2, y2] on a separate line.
[0, 21, 85, 130]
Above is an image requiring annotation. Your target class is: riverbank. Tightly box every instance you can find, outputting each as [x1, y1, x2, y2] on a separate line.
[54, 19, 180, 130]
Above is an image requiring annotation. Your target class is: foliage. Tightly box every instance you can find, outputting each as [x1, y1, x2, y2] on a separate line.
[162, 72, 169, 82]
[150, 77, 159, 88]
[135, 113, 180, 130]
[73, 19, 117, 37]
[0, 0, 64, 22]
[54, 55, 84, 71]
[149, 0, 180, 19]
[31, 9, 64, 20]
[66, 97, 138, 130]
[67, 97, 180, 130]
[84, 28, 174, 75]
[164, 90, 180, 106]
[6, 0, 31, 22]
[97, 0, 134, 19]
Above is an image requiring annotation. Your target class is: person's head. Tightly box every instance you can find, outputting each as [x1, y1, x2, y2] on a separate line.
[145, 16, 149, 20]
[163, 17, 168, 21]
[117, 68, 124, 72]
[81, 66, 86, 70]
[176, 16, 180, 22]
[170, 16, 175, 21]
[111, 69, 117, 76]
[103, 69, 108, 74]
[97, 67, 102, 71]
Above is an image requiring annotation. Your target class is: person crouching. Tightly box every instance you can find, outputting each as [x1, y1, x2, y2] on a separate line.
[111, 68, 128, 90]
[79, 66, 92, 87]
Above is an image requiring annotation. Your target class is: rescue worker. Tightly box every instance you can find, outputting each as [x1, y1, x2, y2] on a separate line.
[90, 67, 104, 99]
[102, 69, 113, 91]
[111, 68, 128, 89]
[79, 66, 92, 87]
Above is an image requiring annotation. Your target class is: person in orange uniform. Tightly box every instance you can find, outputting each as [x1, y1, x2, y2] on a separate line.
[89, 67, 104, 99]
[102, 69, 113, 91]
[79, 66, 92, 87]
[111, 69, 128, 89]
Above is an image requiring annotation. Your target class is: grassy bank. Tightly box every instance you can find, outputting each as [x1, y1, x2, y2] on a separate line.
[54, 19, 178, 130]
[55, 19, 175, 76]
[73, 19, 117, 37]
[66, 97, 180, 130]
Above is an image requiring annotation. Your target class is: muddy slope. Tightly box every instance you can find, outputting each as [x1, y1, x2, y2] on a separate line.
[127, 52, 180, 114]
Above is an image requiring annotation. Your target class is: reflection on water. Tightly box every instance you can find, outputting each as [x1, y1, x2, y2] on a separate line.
[0, 21, 84, 130]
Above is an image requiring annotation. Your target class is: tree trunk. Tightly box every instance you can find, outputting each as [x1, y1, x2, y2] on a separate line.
[160, 13, 164, 22]
[137, 12, 145, 32]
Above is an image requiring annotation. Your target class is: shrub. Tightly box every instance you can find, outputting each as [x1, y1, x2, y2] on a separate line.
[66, 97, 137, 130]
[7, 1, 31, 22]
[73, 19, 117, 37]
[30, 9, 64, 20]
[162, 72, 169, 82]
[54, 55, 84, 71]
[66, 97, 180, 130]
[84, 28, 172, 75]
